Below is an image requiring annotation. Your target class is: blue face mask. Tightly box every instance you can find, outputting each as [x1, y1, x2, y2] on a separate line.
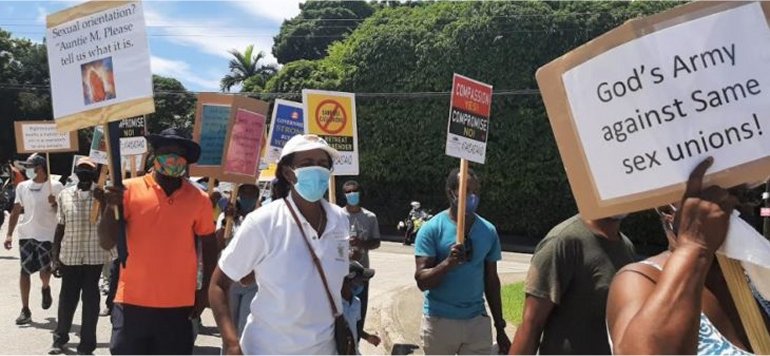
[293, 166, 331, 202]
[345, 192, 360, 206]
[452, 192, 480, 215]
[352, 284, 364, 296]
[238, 197, 258, 213]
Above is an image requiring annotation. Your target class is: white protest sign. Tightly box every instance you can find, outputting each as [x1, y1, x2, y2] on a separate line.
[537, 1, 770, 219]
[14, 121, 79, 154]
[47, 1, 154, 132]
[118, 116, 147, 155]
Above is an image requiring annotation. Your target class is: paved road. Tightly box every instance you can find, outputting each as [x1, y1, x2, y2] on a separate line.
[0, 214, 531, 355]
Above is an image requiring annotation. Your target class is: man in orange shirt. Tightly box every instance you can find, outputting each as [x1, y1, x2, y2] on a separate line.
[98, 128, 217, 354]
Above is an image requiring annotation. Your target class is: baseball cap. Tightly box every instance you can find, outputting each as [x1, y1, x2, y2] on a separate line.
[21, 153, 46, 168]
[346, 261, 375, 280]
[75, 156, 97, 169]
[280, 134, 340, 161]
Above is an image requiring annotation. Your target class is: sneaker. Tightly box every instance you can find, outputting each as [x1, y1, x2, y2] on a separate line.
[48, 343, 65, 355]
[15, 308, 31, 325]
[42, 287, 52, 310]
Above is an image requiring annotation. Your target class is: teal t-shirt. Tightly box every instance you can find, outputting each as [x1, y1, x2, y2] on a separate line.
[414, 210, 502, 319]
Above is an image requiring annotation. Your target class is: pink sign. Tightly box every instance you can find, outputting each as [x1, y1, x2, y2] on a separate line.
[223, 109, 266, 176]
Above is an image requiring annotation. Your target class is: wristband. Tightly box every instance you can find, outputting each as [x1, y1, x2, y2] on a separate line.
[495, 321, 507, 329]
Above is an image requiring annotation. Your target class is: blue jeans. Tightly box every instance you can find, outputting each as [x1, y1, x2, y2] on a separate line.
[229, 283, 258, 337]
[750, 282, 770, 317]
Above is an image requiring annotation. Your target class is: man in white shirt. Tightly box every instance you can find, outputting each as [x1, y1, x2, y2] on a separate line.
[4, 153, 64, 325]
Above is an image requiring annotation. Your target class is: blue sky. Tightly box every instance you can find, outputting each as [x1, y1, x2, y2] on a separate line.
[0, 0, 302, 92]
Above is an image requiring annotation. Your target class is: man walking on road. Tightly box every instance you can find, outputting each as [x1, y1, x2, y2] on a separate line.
[98, 128, 218, 354]
[4, 153, 63, 325]
[414, 168, 510, 355]
[508, 213, 636, 354]
[342, 180, 380, 338]
[49, 157, 113, 355]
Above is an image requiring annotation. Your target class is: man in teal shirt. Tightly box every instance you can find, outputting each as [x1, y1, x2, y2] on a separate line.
[414, 168, 510, 355]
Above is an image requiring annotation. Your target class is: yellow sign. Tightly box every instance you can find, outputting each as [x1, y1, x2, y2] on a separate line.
[302, 89, 359, 176]
[259, 163, 276, 182]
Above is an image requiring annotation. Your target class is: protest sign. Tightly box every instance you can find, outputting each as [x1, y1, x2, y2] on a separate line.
[303, 90, 359, 176]
[46, 1, 154, 132]
[89, 126, 108, 165]
[266, 99, 304, 164]
[537, 1, 770, 220]
[14, 121, 79, 153]
[259, 163, 277, 182]
[445, 74, 493, 164]
[223, 109, 267, 177]
[190, 93, 269, 184]
[118, 116, 147, 155]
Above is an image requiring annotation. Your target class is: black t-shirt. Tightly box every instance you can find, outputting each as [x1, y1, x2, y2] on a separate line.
[526, 214, 636, 355]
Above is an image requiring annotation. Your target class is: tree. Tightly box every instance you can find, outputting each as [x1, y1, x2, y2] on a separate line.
[268, 1, 683, 242]
[220, 45, 276, 92]
[272, 1, 375, 64]
[148, 75, 196, 133]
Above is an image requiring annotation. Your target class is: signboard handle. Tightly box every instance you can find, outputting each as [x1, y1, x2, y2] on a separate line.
[224, 184, 240, 240]
[207, 177, 216, 195]
[45, 152, 52, 194]
[103, 122, 129, 267]
[716, 255, 770, 354]
[90, 165, 108, 224]
[328, 176, 336, 205]
[456, 159, 469, 244]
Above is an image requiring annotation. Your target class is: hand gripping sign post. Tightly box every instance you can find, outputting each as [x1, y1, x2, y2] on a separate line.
[47, 0, 155, 267]
[303, 90, 359, 204]
[536, 2, 770, 351]
[445, 74, 493, 244]
[14, 121, 80, 193]
[190, 93, 269, 240]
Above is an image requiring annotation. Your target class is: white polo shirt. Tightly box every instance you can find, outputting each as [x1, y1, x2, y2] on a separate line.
[219, 195, 350, 355]
[14, 180, 64, 242]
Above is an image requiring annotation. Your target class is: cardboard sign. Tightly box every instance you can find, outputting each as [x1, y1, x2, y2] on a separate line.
[89, 126, 109, 165]
[46, 0, 154, 132]
[14, 121, 79, 153]
[190, 93, 269, 184]
[537, 1, 770, 219]
[445, 74, 493, 164]
[303, 89, 359, 175]
[118, 116, 147, 155]
[223, 109, 267, 176]
[266, 99, 305, 164]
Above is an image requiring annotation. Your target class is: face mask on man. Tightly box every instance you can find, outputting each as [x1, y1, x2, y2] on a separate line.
[25, 168, 36, 179]
[345, 192, 360, 206]
[451, 191, 480, 215]
[292, 166, 330, 202]
[153, 153, 187, 178]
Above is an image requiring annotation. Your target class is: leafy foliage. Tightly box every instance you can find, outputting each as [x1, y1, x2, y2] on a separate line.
[148, 75, 196, 133]
[220, 45, 277, 92]
[268, 1, 684, 244]
[272, 1, 375, 64]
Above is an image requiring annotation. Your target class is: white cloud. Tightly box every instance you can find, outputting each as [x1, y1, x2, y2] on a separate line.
[151, 55, 221, 91]
[227, 0, 302, 24]
[143, 4, 278, 64]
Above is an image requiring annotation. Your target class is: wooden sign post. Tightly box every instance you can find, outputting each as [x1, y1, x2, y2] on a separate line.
[536, 1, 770, 350]
[444, 74, 494, 244]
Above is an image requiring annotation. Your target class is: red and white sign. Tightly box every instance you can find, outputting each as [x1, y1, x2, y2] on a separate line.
[445, 74, 493, 164]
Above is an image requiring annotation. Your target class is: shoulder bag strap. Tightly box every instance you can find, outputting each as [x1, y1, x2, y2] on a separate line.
[284, 198, 340, 316]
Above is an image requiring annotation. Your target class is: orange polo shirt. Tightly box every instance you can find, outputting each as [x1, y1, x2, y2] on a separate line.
[115, 174, 215, 308]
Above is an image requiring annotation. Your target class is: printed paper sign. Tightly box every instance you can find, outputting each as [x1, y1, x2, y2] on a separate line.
[445, 74, 493, 164]
[223, 109, 267, 176]
[266, 99, 304, 164]
[46, 1, 154, 131]
[537, 1, 770, 219]
[89, 126, 109, 165]
[14, 121, 79, 153]
[303, 89, 359, 175]
[118, 116, 147, 155]
[197, 104, 231, 166]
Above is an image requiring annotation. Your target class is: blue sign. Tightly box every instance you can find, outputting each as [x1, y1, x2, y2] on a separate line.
[266, 100, 304, 163]
[198, 104, 231, 166]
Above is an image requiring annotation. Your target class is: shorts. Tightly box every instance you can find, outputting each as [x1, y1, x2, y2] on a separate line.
[19, 239, 52, 274]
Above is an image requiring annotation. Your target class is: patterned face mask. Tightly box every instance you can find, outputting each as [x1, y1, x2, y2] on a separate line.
[153, 153, 187, 178]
